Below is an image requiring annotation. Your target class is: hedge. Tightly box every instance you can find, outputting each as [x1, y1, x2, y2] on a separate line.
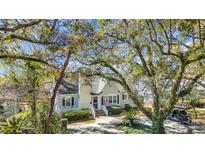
[62, 108, 92, 121]
[106, 105, 123, 115]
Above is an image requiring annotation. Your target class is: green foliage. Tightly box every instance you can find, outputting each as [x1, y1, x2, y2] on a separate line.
[121, 108, 137, 126]
[62, 108, 92, 121]
[0, 117, 28, 134]
[117, 122, 152, 134]
[106, 105, 123, 115]
[0, 101, 66, 134]
[15, 110, 32, 119]
[118, 125, 152, 134]
[34, 100, 65, 134]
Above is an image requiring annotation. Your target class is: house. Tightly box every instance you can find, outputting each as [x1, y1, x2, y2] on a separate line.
[54, 76, 136, 116]
[0, 84, 20, 118]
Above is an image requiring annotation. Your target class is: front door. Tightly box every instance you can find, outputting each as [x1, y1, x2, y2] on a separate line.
[92, 96, 98, 109]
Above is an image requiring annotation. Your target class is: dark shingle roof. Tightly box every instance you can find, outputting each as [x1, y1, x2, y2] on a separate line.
[58, 79, 78, 94]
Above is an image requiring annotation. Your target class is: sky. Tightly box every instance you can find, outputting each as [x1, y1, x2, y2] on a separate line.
[0, 68, 5, 76]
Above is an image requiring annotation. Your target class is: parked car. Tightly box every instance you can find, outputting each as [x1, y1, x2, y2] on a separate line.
[168, 105, 192, 124]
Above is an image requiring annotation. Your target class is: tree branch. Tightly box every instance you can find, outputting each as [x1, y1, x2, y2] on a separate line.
[178, 73, 203, 97]
[0, 54, 55, 68]
[0, 20, 42, 32]
[8, 34, 57, 46]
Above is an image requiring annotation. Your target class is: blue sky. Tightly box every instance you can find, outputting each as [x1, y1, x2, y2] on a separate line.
[0, 68, 5, 76]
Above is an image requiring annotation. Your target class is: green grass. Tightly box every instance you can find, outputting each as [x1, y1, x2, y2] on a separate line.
[117, 122, 152, 134]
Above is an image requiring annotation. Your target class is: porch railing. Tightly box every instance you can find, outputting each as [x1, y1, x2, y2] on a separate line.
[102, 105, 109, 116]
[90, 104, 95, 118]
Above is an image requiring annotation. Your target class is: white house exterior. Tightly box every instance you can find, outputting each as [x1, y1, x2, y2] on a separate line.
[54, 76, 135, 116]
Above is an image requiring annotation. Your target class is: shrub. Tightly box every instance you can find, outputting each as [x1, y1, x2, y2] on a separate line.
[14, 101, 64, 134]
[121, 109, 137, 126]
[15, 110, 32, 119]
[0, 117, 28, 134]
[124, 104, 132, 111]
[62, 109, 92, 121]
[35, 101, 64, 134]
[106, 105, 123, 115]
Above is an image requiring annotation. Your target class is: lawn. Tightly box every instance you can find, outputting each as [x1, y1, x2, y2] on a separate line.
[116, 121, 152, 134]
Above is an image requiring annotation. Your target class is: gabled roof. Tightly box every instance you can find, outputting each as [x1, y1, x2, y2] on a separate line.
[90, 77, 106, 94]
[58, 76, 106, 95]
[58, 79, 79, 94]
[58, 76, 121, 95]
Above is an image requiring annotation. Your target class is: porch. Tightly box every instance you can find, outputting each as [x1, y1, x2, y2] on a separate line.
[91, 94, 121, 110]
[90, 95, 124, 117]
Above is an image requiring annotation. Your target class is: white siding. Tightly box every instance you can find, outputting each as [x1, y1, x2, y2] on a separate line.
[121, 93, 135, 107]
[55, 94, 80, 114]
[79, 77, 91, 109]
[101, 83, 136, 108]
[100, 83, 121, 108]
[54, 78, 136, 114]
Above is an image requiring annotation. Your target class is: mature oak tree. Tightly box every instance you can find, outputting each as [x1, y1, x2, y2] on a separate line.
[78, 19, 205, 133]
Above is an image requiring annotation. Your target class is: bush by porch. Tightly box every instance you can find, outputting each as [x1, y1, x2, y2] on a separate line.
[62, 108, 93, 122]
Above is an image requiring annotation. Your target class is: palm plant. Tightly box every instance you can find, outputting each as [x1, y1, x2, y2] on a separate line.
[1, 117, 27, 134]
[122, 109, 137, 127]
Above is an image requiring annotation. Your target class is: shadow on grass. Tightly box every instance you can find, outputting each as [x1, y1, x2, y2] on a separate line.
[116, 121, 152, 134]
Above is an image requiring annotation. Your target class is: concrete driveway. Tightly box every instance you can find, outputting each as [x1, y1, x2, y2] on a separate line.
[67, 116, 124, 134]
[67, 116, 205, 134]
[135, 117, 205, 134]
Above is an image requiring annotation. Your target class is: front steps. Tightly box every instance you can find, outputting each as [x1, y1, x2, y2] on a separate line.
[95, 109, 106, 117]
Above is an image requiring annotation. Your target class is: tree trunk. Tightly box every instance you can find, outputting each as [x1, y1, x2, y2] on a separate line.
[32, 92, 37, 120]
[152, 118, 165, 134]
[130, 119, 134, 127]
[44, 51, 71, 134]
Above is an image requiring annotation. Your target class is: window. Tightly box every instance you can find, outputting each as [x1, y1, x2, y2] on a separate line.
[124, 95, 128, 100]
[117, 95, 119, 104]
[65, 98, 71, 107]
[106, 95, 117, 104]
[113, 96, 117, 103]
[122, 94, 128, 100]
[109, 96, 112, 104]
[63, 97, 75, 107]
